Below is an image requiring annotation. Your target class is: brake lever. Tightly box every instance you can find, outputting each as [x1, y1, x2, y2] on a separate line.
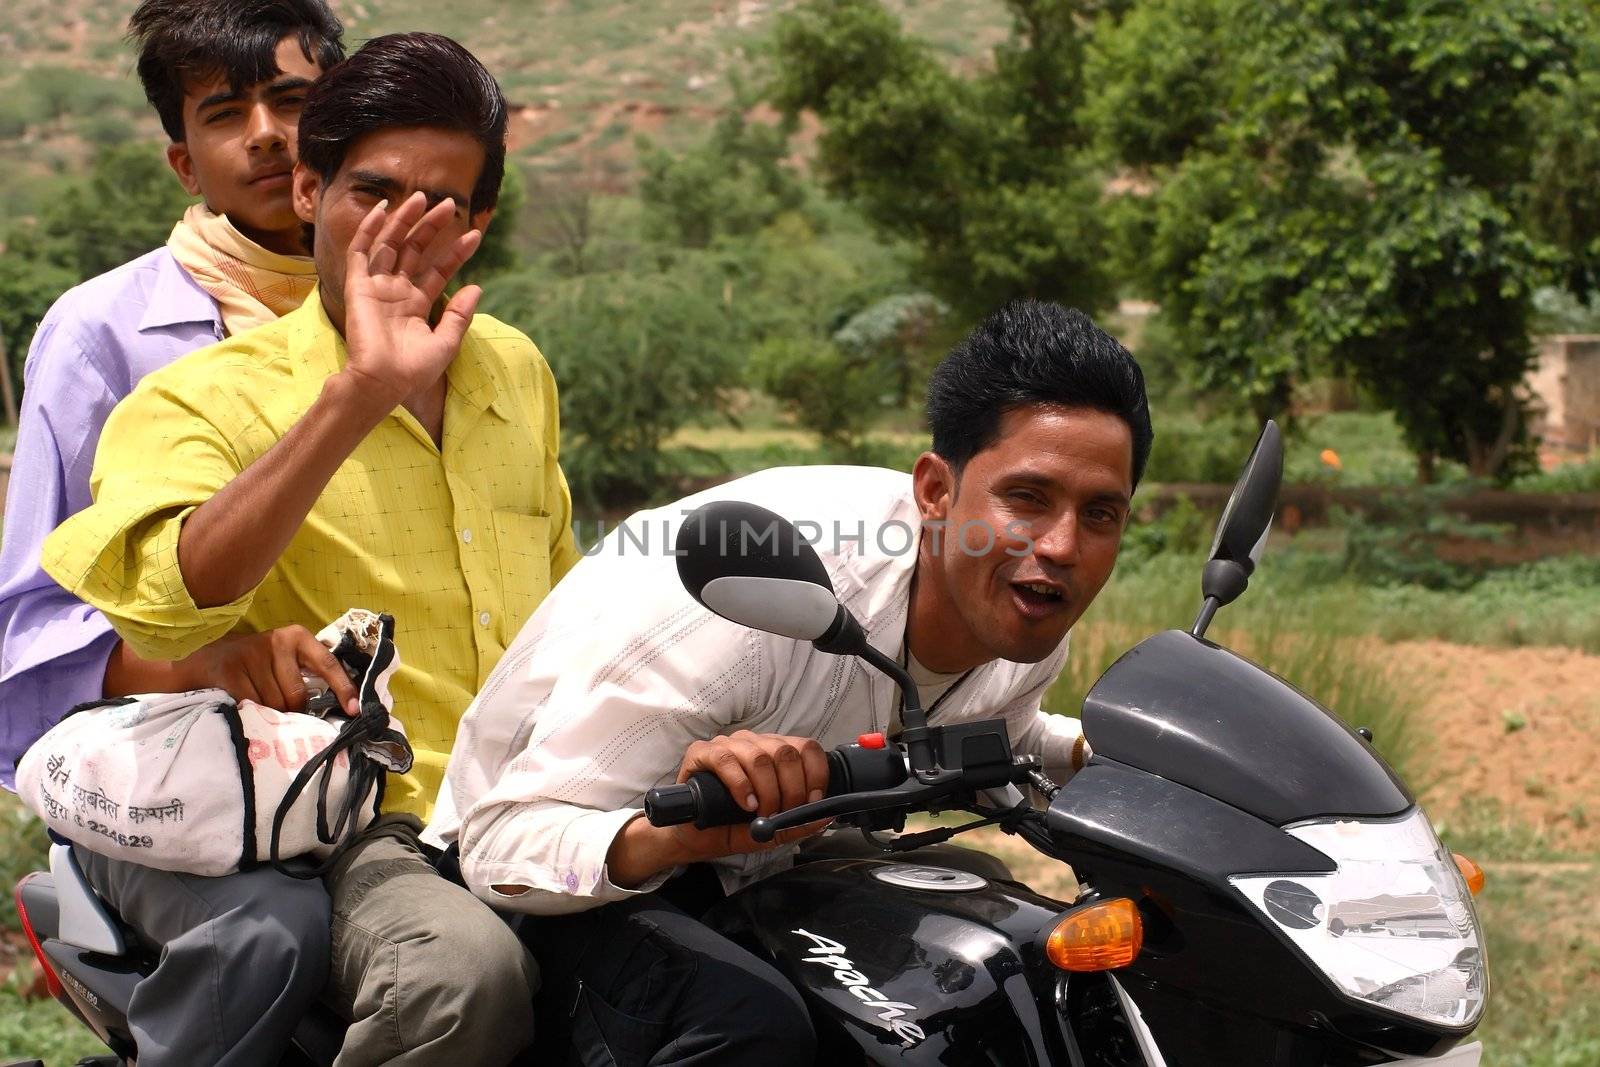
[749, 770, 967, 843]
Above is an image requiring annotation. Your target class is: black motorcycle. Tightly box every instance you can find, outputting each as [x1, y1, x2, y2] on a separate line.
[9, 421, 1487, 1066]
[644, 420, 1488, 1066]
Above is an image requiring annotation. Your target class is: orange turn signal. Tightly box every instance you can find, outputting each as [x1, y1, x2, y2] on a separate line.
[1453, 853, 1485, 897]
[1044, 897, 1144, 972]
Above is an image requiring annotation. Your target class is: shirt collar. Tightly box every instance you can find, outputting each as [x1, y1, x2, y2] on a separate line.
[137, 247, 224, 334]
[448, 330, 510, 420]
[288, 287, 508, 419]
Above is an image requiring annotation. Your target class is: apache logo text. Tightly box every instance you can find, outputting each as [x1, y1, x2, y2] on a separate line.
[792, 928, 926, 1047]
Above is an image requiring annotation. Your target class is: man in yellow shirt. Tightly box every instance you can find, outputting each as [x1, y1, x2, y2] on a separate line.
[43, 33, 572, 1066]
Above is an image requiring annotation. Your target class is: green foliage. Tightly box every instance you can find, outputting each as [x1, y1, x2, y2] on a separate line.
[20, 141, 191, 281]
[747, 336, 894, 456]
[1515, 454, 1600, 492]
[1335, 494, 1511, 591]
[1118, 494, 1209, 566]
[458, 165, 524, 284]
[1531, 285, 1600, 334]
[1141, 410, 1258, 483]
[0, 985, 107, 1067]
[1091, 0, 1599, 480]
[767, 0, 1117, 319]
[480, 258, 743, 508]
[1357, 554, 1600, 652]
[0, 253, 79, 395]
[639, 106, 807, 249]
[0, 142, 193, 392]
[9, 65, 141, 131]
[1526, 51, 1600, 296]
[832, 292, 949, 407]
[1455, 865, 1600, 1067]
[1282, 411, 1429, 487]
[0, 796, 49, 936]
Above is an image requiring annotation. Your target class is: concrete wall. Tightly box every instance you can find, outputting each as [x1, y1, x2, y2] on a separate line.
[1530, 335, 1600, 451]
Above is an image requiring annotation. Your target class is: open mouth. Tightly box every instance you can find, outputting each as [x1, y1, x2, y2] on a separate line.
[1010, 580, 1067, 620]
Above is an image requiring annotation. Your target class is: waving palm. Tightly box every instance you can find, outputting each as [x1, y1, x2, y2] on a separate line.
[342, 191, 483, 406]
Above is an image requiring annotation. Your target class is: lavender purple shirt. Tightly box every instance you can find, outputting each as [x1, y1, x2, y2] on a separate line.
[0, 247, 223, 788]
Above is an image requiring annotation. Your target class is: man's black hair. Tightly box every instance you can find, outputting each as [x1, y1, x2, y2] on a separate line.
[297, 33, 508, 216]
[927, 300, 1154, 486]
[129, 0, 345, 142]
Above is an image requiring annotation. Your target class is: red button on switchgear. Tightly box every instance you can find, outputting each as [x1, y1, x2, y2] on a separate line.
[856, 732, 886, 749]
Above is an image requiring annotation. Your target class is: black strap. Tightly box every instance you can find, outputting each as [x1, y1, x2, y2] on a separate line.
[268, 705, 391, 878]
[217, 698, 259, 872]
[268, 614, 411, 879]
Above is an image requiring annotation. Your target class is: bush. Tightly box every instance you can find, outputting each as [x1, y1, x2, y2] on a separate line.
[746, 336, 895, 458]
[1335, 493, 1510, 591]
[1120, 494, 1210, 566]
[480, 259, 743, 508]
[1142, 412, 1258, 483]
[1515, 453, 1600, 492]
[831, 292, 949, 407]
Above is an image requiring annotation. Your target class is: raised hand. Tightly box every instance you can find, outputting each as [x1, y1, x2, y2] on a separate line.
[341, 191, 483, 408]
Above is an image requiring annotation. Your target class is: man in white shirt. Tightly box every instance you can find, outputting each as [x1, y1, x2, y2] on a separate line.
[428, 300, 1153, 1064]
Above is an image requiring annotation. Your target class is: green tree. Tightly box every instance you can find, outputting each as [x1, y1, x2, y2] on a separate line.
[458, 163, 524, 284]
[767, 0, 1116, 320]
[1090, 0, 1600, 481]
[747, 336, 894, 456]
[0, 142, 192, 398]
[638, 103, 807, 250]
[831, 292, 949, 407]
[721, 212, 920, 451]
[479, 257, 743, 508]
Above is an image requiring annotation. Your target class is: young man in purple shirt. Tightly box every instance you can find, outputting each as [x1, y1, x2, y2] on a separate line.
[0, 2, 351, 1062]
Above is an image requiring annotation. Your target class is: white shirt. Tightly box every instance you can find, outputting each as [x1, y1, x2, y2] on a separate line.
[427, 466, 1084, 915]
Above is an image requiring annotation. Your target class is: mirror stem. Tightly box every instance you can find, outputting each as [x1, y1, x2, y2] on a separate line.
[1191, 596, 1220, 640]
[855, 642, 935, 773]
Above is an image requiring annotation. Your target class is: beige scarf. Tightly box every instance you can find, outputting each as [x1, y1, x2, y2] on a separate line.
[167, 204, 317, 335]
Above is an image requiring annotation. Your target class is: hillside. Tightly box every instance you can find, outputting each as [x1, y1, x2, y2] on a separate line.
[0, 0, 1012, 210]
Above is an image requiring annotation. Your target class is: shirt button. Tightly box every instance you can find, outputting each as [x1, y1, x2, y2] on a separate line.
[461, 528, 473, 544]
[478, 611, 492, 627]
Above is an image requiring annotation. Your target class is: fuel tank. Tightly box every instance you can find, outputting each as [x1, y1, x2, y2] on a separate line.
[707, 857, 1074, 1065]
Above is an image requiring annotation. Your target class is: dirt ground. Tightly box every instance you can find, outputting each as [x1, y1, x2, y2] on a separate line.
[1397, 640, 1600, 853]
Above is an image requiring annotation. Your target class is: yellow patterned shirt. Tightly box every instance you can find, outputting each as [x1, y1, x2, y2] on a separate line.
[42, 291, 580, 820]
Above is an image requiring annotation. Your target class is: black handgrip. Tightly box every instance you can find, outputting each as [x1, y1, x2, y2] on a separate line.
[645, 744, 906, 830]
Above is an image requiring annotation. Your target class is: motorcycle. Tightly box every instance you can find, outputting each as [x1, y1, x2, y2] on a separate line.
[643, 420, 1488, 1066]
[8, 421, 1488, 1066]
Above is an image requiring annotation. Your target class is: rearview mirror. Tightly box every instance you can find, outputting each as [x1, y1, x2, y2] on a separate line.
[676, 501, 849, 644]
[1193, 420, 1283, 637]
[1208, 420, 1283, 572]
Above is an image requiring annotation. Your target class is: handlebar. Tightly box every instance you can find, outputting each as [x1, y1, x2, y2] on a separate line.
[645, 738, 908, 831]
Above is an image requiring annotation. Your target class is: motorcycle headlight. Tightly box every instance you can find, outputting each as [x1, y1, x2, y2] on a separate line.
[1230, 808, 1486, 1029]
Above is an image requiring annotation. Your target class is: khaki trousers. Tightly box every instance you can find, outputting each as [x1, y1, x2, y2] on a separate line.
[324, 816, 539, 1067]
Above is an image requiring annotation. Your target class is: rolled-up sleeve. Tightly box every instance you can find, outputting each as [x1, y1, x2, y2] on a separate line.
[39, 373, 254, 662]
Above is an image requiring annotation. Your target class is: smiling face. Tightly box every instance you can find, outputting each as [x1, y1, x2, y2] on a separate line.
[908, 404, 1134, 671]
[166, 35, 323, 255]
[292, 124, 490, 332]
